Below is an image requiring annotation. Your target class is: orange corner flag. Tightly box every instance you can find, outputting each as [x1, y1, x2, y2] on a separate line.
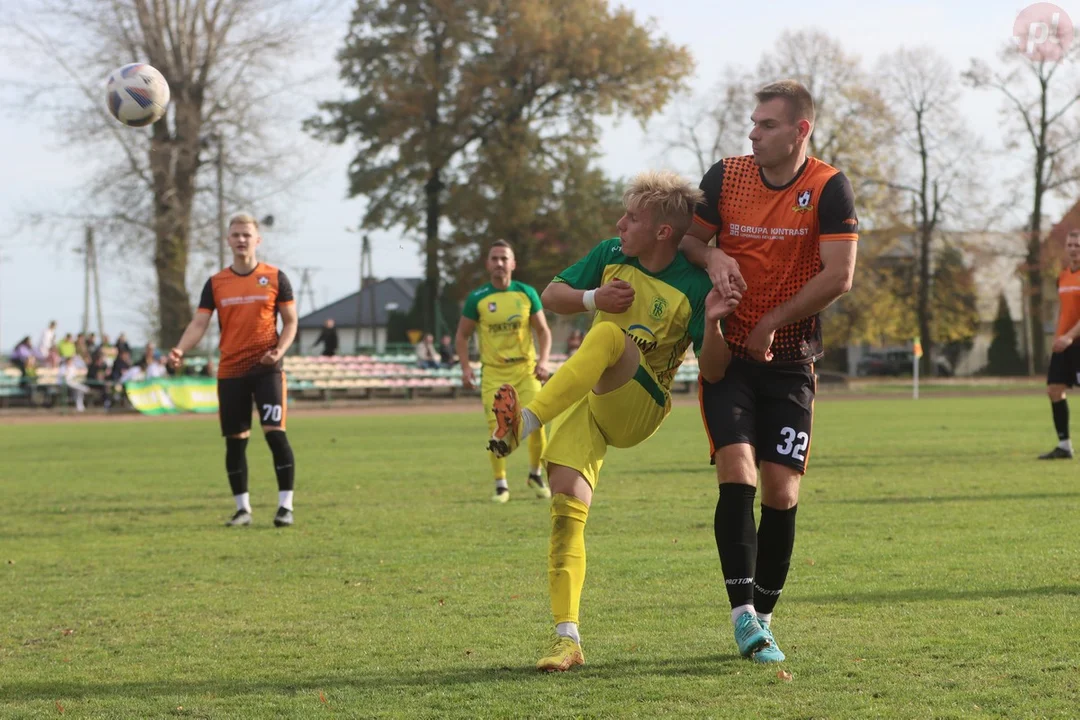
[913, 336, 923, 358]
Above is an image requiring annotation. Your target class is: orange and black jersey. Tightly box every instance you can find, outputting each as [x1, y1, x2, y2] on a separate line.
[694, 155, 858, 365]
[198, 263, 295, 379]
[1057, 266, 1080, 338]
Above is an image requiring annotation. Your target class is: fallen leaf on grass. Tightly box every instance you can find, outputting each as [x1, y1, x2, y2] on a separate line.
[854, 658, 864, 662]
[56, 702, 64, 714]
[672, 538, 678, 544]
[61, 629, 75, 636]
[7, 560, 13, 565]
[62, 657, 70, 663]
[318, 691, 328, 705]
[509, 595, 521, 600]
[438, 598, 445, 606]
[464, 649, 473, 656]
[777, 670, 793, 682]
[805, 559, 815, 566]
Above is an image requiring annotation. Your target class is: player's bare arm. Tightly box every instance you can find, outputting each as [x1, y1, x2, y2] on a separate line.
[745, 240, 857, 362]
[455, 316, 477, 389]
[699, 288, 739, 383]
[262, 302, 299, 365]
[680, 223, 747, 300]
[541, 279, 635, 315]
[530, 311, 553, 381]
[168, 312, 212, 369]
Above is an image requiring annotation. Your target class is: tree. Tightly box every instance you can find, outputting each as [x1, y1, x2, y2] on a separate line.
[877, 47, 982, 375]
[305, 0, 692, 334]
[965, 41, 1080, 372]
[9, 0, 332, 346]
[658, 72, 755, 176]
[986, 294, 1026, 375]
[930, 244, 980, 370]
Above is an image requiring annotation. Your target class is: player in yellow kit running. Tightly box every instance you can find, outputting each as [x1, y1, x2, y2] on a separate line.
[487, 171, 737, 671]
[456, 240, 553, 502]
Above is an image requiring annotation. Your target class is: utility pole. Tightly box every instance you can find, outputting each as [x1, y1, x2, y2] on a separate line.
[90, 230, 104, 337]
[216, 134, 226, 273]
[362, 235, 376, 352]
[296, 267, 319, 317]
[82, 225, 92, 333]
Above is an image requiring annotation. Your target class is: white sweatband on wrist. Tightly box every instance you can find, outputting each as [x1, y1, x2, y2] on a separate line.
[582, 289, 598, 312]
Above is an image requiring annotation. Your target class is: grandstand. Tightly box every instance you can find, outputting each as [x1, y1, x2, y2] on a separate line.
[0, 351, 703, 408]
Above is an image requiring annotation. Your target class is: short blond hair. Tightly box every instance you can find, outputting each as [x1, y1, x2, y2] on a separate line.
[755, 79, 815, 124]
[228, 213, 260, 230]
[622, 170, 704, 238]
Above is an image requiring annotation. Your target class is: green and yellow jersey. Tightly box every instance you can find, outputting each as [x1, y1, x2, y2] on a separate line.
[554, 238, 710, 391]
[462, 280, 544, 369]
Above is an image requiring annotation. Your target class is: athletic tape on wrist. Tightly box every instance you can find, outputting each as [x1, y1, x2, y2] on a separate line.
[582, 289, 597, 312]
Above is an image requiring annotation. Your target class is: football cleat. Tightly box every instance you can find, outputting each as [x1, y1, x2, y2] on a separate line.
[273, 507, 293, 527]
[536, 636, 585, 672]
[487, 384, 522, 458]
[1038, 446, 1073, 460]
[226, 509, 252, 527]
[733, 611, 769, 657]
[527, 472, 551, 499]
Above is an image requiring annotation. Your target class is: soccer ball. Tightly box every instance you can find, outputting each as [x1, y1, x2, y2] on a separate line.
[105, 63, 170, 127]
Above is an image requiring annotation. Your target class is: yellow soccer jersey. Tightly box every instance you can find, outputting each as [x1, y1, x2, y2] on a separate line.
[462, 280, 544, 368]
[554, 238, 710, 391]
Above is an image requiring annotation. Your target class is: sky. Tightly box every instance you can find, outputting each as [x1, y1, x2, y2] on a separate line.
[0, 0, 1075, 348]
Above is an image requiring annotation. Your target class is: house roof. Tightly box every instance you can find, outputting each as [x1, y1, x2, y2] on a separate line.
[298, 277, 422, 329]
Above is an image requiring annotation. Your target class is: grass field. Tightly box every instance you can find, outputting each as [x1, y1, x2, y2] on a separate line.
[2, 395, 1079, 718]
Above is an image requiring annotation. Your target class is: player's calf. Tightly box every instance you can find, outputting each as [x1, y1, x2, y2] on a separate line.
[265, 430, 295, 526]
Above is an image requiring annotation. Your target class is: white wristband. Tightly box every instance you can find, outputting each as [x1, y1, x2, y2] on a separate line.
[582, 289, 598, 312]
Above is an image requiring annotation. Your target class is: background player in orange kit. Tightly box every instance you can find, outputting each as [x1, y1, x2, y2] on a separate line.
[680, 80, 858, 663]
[168, 214, 300, 527]
[1040, 229, 1080, 460]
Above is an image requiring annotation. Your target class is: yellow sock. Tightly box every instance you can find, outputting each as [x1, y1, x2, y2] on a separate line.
[549, 493, 590, 625]
[527, 321, 626, 424]
[488, 451, 507, 481]
[528, 425, 547, 471]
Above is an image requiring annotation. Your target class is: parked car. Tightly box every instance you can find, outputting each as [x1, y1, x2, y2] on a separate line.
[856, 349, 952, 377]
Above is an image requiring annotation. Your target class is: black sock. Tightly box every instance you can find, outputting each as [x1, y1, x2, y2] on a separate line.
[1052, 399, 1069, 441]
[754, 504, 798, 615]
[225, 437, 249, 497]
[715, 483, 758, 610]
[265, 431, 295, 492]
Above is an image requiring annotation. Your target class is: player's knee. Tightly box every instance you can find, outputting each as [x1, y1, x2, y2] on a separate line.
[265, 429, 291, 453]
[225, 436, 248, 462]
[1048, 385, 1066, 401]
[589, 321, 625, 349]
[227, 431, 251, 440]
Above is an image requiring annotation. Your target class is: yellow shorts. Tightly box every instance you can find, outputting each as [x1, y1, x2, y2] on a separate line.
[480, 363, 542, 432]
[542, 355, 670, 489]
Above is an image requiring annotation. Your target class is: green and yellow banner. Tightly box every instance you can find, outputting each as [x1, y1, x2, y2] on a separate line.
[125, 377, 219, 416]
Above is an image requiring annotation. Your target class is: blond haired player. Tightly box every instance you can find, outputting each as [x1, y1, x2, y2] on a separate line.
[169, 214, 299, 528]
[455, 240, 553, 502]
[487, 171, 737, 671]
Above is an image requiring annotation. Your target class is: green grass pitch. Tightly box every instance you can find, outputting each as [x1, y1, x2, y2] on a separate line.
[2, 394, 1078, 718]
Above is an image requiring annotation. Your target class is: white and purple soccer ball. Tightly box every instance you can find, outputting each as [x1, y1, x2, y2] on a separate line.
[105, 63, 170, 127]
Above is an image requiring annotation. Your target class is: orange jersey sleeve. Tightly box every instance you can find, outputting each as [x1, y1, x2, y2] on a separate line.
[200, 263, 294, 378]
[1056, 267, 1080, 338]
[694, 155, 858, 364]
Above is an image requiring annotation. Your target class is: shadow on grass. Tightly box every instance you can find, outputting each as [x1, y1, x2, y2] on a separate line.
[799, 583, 1080, 606]
[0, 653, 752, 702]
[817, 492, 1080, 505]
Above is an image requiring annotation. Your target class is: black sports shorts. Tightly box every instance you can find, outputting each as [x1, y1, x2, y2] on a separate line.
[217, 371, 287, 437]
[1047, 345, 1080, 387]
[698, 356, 816, 473]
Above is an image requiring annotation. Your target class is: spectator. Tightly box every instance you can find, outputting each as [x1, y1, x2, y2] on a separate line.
[146, 353, 168, 379]
[11, 337, 34, 375]
[566, 329, 584, 356]
[141, 342, 156, 366]
[115, 333, 132, 356]
[86, 333, 98, 355]
[57, 334, 77, 362]
[438, 334, 457, 367]
[314, 318, 340, 357]
[199, 358, 217, 378]
[415, 333, 440, 370]
[38, 320, 57, 359]
[86, 349, 109, 407]
[61, 355, 91, 413]
[75, 333, 89, 362]
[97, 334, 112, 354]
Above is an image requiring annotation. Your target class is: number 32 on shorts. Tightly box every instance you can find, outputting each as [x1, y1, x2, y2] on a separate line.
[777, 426, 809, 462]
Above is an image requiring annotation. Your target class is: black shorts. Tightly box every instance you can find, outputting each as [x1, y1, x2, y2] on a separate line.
[217, 372, 287, 437]
[698, 357, 816, 473]
[1047, 346, 1080, 387]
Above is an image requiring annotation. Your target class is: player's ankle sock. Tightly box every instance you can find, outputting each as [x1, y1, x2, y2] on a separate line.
[527, 424, 547, 468]
[754, 504, 797, 616]
[549, 493, 589, 627]
[495, 478, 509, 492]
[225, 436, 249, 498]
[520, 408, 542, 439]
[555, 621, 581, 644]
[265, 431, 295, 491]
[234, 492, 251, 513]
[731, 603, 756, 625]
[278, 490, 294, 511]
[1060, 439, 1074, 452]
[527, 321, 625, 424]
[755, 611, 772, 626]
[715, 483, 757, 611]
[1052, 399, 1069, 441]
